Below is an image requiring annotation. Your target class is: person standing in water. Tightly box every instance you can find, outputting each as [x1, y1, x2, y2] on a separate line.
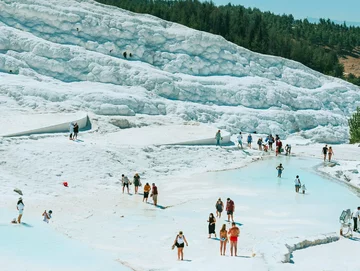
[228, 222, 240, 257]
[219, 224, 228, 256]
[276, 163, 284, 178]
[294, 175, 301, 193]
[322, 145, 328, 162]
[215, 198, 224, 218]
[247, 134, 252, 148]
[172, 231, 188, 261]
[328, 146, 334, 162]
[352, 206, 360, 232]
[215, 130, 222, 146]
[17, 197, 24, 224]
[143, 182, 151, 202]
[150, 183, 158, 206]
[237, 132, 243, 149]
[226, 198, 235, 222]
[208, 213, 217, 238]
[133, 173, 141, 194]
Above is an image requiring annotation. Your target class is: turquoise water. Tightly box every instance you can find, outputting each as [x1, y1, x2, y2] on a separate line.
[0, 210, 128, 271]
[204, 156, 359, 237]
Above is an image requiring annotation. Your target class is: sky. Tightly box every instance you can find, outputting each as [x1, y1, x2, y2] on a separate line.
[211, 0, 360, 24]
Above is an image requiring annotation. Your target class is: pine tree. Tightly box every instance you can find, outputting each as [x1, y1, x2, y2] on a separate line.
[348, 107, 360, 143]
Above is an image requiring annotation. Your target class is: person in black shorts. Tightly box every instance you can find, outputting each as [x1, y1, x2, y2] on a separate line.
[143, 183, 151, 202]
[322, 144, 328, 162]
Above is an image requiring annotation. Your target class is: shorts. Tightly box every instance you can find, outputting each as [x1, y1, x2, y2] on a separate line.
[227, 211, 233, 215]
[238, 140, 242, 144]
[18, 210, 24, 215]
[153, 194, 158, 201]
[175, 242, 184, 248]
[144, 192, 149, 198]
[230, 236, 238, 242]
[123, 183, 129, 188]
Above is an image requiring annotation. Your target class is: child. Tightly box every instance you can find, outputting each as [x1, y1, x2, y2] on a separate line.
[301, 184, 307, 194]
[43, 210, 52, 223]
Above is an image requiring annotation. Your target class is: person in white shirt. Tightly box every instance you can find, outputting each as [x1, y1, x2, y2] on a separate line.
[237, 132, 243, 149]
[294, 175, 301, 193]
[17, 197, 24, 223]
[353, 206, 360, 232]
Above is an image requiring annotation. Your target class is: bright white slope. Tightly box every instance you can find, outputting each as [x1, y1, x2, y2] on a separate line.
[1, 0, 360, 142]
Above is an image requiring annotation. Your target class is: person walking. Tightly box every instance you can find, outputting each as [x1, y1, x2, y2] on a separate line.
[121, 174, 131, 194]
[143, 182, 151, 202]
[69, 122, 74, 140]
[352, 206, 360, 232]
[276, 163, 284, 178]
[215, 130, 222, 146]
[322, 145, 328, 162]
[73, 122, 79, 140]
[17, 197, 24, 224]
[247, 134, 252, 148]
[215, 198, 224, 218]
[228, 222, 240, 257]
[133, 173, 141, 194]
[226, 198, 235, 222]
[172, 231, 188, 261]
[150, 183, 158, 206]
[208, 213, 217, 238]
[285, 144, 291, 155]
[219, 224, 228, 256]
[294, 175, 301, 193]
[328, 146, 334, 162]
[237, 132, 243, 149]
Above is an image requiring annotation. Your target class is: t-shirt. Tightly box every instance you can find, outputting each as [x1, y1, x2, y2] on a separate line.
[323, 147, 328, 154]
[17, 203, 24, 211]
[177, 235, 184, 244]
[122, 177, 129, 184]
[152, 186, 158, 195]
[237, 135, 242, 141]
[144, 184, 151, 193]
[226, 200, 234, 211]
[353, 210, 360, 218]
[294, 178, 301, 186]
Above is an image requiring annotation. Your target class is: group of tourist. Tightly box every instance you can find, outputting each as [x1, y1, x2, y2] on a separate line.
[322, 144, 334, 162]
[174, 197, 240, 260]
[121, 173, 159, 206]
[69, 122, 79, 140]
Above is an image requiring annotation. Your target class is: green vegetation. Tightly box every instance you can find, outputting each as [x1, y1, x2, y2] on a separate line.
[95, 0, 360, 86]
[349, 107, 360, 143]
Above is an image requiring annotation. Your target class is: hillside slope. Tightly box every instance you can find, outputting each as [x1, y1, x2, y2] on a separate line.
[0, 0, 359, 142]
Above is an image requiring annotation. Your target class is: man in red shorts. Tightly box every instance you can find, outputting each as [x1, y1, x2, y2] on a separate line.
[228, 222, 240, 256]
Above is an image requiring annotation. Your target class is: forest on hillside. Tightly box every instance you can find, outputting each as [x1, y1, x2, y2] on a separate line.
[96, 0, 360, 86]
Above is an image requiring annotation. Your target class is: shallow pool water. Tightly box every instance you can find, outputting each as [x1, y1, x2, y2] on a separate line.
[204, 156, 359, 239]
[0, 210, 128, 271]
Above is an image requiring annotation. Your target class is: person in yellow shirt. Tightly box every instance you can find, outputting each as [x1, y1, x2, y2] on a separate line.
[143, 183, 151, 203]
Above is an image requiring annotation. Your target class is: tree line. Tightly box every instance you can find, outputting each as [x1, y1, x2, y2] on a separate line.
[95, 0, 360, 86]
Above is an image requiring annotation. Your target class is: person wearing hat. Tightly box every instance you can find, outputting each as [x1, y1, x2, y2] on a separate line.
[42, 210, 53, 223]
[226, 198, 235, 222]
[17, 197, 24, 223]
